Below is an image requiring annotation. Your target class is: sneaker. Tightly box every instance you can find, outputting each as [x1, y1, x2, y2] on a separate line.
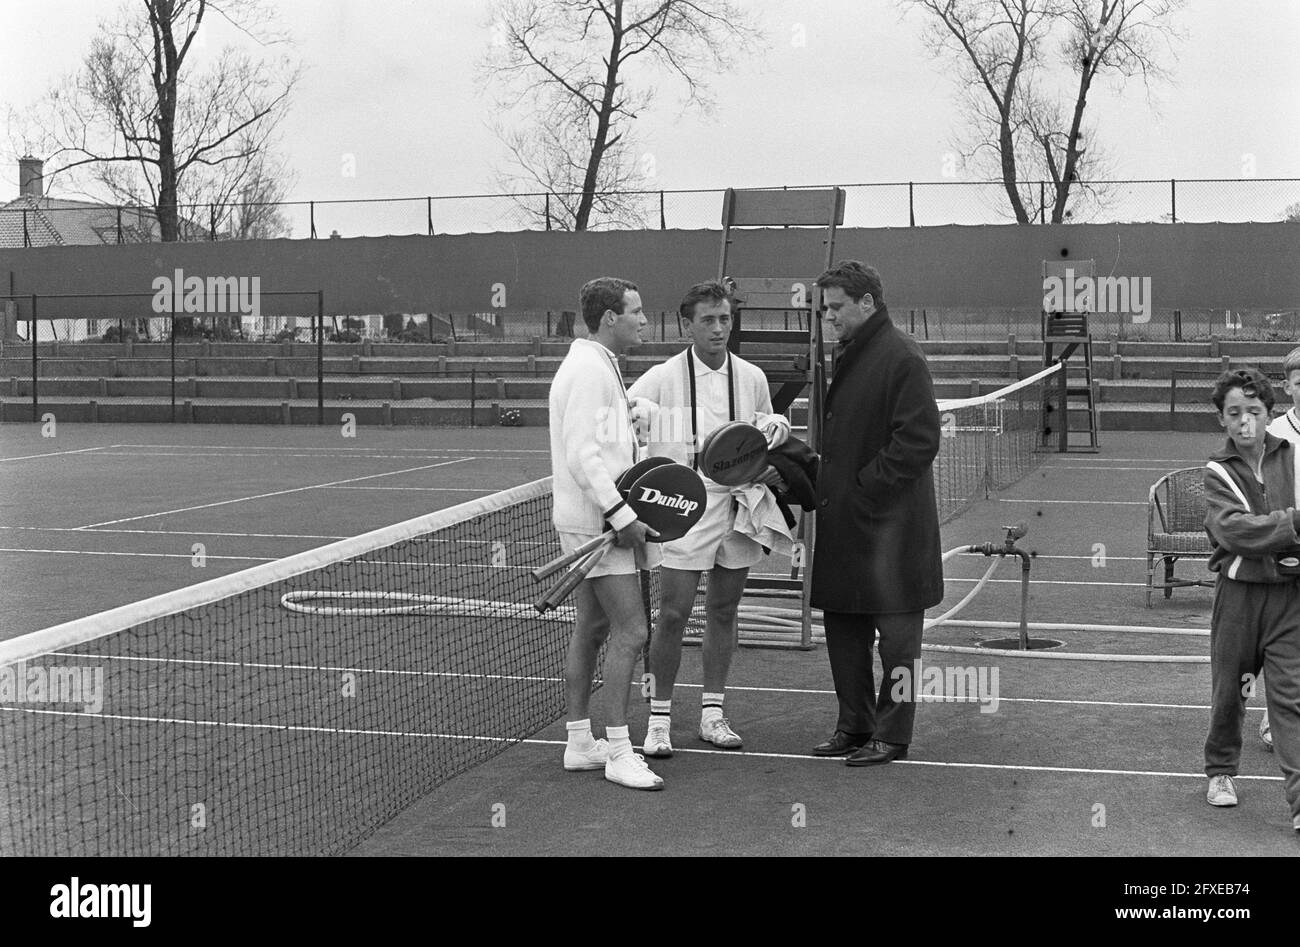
[563, 738, 608, 772]
[1206, 774, 1238, 807]
[642, 720, 674, 758]
[1260, 712, 1273, 751]
[699, 716, 743, 749]
[1292, 814, 1300, 833]
[605, 751, 664, 790]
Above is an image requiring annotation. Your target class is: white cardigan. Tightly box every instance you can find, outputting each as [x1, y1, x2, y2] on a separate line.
[549, 338, 639, 533]
[627, 348, 787, 475]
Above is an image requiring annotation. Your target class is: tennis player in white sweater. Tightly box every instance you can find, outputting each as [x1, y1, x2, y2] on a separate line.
[550, 277, 665, 790]
[628, 280, 789, 758]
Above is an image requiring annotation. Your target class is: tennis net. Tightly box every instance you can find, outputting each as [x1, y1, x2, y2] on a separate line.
[933, 362, 1062, 523]
[0, 478, 591, 856]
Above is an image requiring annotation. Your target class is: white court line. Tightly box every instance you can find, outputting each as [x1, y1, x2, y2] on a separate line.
[114, 444, 548, 454]
[0, 445, 119, 463]
[67, 451, 500, 461]
[43, 655, 1225, 713]
[0, 525, 349, 540]
[5, 707, 1271, 783]
[0, 548, 274, 562]
[317, 486, 498, 493]
[997, 499, 1147, 505]
[944, 576, 1144, 588]
[75, 457, 475, 529]
[0, 707, 1279, 783]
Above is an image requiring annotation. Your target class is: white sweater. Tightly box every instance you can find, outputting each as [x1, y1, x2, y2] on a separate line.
[549, 338, 639, 533]
[627, 348, 787, 479]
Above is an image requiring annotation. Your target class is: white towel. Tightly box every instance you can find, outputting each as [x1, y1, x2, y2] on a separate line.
[731, 484, 794, 556]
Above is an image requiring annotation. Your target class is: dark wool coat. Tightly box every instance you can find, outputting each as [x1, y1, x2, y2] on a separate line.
[809, 304, 944, 614]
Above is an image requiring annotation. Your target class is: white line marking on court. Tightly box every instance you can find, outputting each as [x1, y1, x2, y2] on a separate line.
[514, 738, 1283, 780]
[74, 457, 475, 529]
[0, 445, 119, 463]
[1, 707, 1278, 782]
[0, 525, 350, 540]
[76, 451, 513, 462]
[41, 655, 1223, 713]
[317, 486, 498, 492]
[945, 576, 1145, 587]
[1044, 458, 1205, 464]
[997, 499, 1147, 505]
[113, 444, 548, 454]
[0, 548, 275, 562]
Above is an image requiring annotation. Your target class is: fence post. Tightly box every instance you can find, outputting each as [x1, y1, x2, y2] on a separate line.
[660, 191, 666, 229]
[470, 367, 477, 427]
[908, 182, 915, 227]
[1170, 179, 1177, 223]
[545, 194, 552, 231]
[170, 315, 177, 422]
[310, 201, 317, 238]
[22, 209, 30, 248]
[1173, 308, 1182, 342]
[427, 197, 434, 235]
[209, 204, 217, 241]
[317, 291, 325, 425]
[30, 295, 38, 421]
[116, 207, 123, 244]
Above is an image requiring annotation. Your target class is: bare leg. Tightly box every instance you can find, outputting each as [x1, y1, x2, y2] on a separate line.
[647, 568, 701, 701]
[589, 572, 649, 728]
[564, 578, 610, 723]
[701, 565, 749, 694]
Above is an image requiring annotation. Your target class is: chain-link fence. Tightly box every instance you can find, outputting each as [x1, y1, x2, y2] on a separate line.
[4, 179, 1297, 244]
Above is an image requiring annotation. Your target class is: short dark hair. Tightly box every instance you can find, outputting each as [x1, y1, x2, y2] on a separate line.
[1211, 367, 1275, 412]
[815, 260, 884, 306]
[678, 280, 731, 322]
[580, 277, 638, 332]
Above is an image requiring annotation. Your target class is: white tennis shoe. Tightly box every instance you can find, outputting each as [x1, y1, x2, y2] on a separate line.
[563, 738, 608, 772]
[642, 720, 674, 758]
[1260, 712, 1273, 751]
[699, 716, 743, 749]
[1206, 774, 1238, 807]
[605, 751, 664, 790]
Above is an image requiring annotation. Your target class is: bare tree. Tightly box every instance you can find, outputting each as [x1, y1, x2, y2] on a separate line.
[14, 0, 298, 241]
[483, 0, 762, 231]
[902, 0, 1184, 223]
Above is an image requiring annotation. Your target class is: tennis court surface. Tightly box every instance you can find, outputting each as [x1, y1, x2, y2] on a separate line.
[1, 420, 1296, 856]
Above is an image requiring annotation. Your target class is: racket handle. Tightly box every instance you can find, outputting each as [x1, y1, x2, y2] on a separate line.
[536, 543, 610, 613]
[532, 533, 612, 581]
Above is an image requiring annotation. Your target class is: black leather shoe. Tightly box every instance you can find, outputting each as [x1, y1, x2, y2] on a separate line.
[845, 739, 908, 766]
[811, 730, 871, 757]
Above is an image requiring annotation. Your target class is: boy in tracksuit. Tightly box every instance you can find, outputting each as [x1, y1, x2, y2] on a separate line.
[1202, 367, 1300, 832]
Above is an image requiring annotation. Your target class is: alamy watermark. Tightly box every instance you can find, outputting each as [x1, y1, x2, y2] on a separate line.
[890, 660, 1000, 714]
[0, 662, 104, 714]
[1042, 268, 1152, 324]
[151, 268, 261, 319]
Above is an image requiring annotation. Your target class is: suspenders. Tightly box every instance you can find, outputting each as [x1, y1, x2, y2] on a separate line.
[686, 347, 736, 470]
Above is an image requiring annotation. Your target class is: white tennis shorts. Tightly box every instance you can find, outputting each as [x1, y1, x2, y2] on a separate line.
[557, 530, 663, 579]
[660, 487, 763, 572]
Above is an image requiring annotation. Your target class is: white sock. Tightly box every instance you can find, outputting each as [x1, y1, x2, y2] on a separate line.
[566, 718, 595, 750]
[702, 693, 725, 723]
[649, 699, 672, 728]
[606, 724, 632, 758]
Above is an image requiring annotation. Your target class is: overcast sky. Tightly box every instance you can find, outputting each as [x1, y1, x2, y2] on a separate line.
[2, 0, 1297, 229]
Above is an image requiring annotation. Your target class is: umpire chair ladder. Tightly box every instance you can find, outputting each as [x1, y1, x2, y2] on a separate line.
[1041, 260, 1101, 453]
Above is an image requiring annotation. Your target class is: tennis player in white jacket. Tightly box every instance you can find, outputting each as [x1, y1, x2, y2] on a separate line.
[550, 276, 664, 791]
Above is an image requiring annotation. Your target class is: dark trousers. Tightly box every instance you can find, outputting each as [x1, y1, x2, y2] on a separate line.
[1205, 577, 1300, 817]
[823, 610, 924, 746]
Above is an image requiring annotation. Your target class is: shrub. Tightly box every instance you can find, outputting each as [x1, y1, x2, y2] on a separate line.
[329, 330, 362, 343]
[101, 325, 138, 343]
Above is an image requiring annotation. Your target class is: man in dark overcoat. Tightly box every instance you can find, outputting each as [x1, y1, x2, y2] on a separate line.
[809, 261, 944, 766]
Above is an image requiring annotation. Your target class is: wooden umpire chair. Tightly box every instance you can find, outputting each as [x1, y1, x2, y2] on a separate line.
[715, 187, 845, 648]
[1041, 259, 1100, 452]
[1146, 466, 1215, 607]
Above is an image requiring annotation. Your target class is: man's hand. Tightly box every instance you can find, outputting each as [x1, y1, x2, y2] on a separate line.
[756, 465, 788, 491]
[755, 412, 790, 449]
[614, 519, 659, 550]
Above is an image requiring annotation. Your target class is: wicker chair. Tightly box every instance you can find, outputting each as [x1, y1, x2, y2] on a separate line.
[1147, 467, 1216, 607]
